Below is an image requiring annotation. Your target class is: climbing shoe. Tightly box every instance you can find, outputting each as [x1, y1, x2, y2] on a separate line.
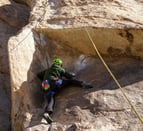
[82, 82, 93, 89]
[43, 113, 53, 124]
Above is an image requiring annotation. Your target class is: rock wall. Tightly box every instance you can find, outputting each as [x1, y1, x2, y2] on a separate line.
[0, 0, 30, 130]
[1, 0, 143, 131]
[10, 30, 143, 130]
[32, 0, 143, 29]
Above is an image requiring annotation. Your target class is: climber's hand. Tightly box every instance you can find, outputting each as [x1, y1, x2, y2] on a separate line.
[53, 77, 59, 81]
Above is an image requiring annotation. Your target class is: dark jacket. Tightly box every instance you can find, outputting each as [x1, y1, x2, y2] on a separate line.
[37, 64, 73, 81]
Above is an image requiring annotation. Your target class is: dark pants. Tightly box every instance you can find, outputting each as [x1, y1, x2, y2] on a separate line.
[44, 79, 83, 114]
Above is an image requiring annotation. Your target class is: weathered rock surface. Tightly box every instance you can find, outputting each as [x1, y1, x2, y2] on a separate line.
[0, 0, 143, 131]
[0, 0, 30, 130]
[32, 0, 143, 29]
[0, 1, 30, 28]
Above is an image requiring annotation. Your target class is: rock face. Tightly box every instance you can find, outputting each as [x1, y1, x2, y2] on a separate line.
[0, 0, 30, 130]
[0, 0, 143, 131]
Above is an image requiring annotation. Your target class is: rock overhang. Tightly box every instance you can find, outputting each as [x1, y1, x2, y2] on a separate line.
[34, 27, 143, 59]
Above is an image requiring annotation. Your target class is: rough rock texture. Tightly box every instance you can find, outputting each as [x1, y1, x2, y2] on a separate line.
[0, 0, 30, 130]
[1, 0, 143, 131]
[32, 0, 143, 29]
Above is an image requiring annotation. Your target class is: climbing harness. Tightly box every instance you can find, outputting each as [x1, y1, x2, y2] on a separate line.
[85, 28, 143, 124]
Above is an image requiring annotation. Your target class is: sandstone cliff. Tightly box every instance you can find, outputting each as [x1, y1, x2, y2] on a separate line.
[0, 0, 143, 131]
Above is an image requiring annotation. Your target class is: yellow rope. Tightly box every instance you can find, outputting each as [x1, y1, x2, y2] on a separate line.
[85, 28, 143, 124]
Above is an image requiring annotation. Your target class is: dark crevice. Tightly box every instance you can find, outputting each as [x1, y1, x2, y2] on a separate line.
[0, 3, 30, 29]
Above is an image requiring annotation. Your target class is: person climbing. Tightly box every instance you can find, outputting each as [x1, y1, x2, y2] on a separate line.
[37, 58, 93, 124]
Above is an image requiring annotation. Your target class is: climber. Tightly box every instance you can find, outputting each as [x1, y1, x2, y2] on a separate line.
[37, 58, 93, 124]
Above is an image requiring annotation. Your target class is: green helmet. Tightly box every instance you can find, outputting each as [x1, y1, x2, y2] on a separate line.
[52, 58, 63, 65]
